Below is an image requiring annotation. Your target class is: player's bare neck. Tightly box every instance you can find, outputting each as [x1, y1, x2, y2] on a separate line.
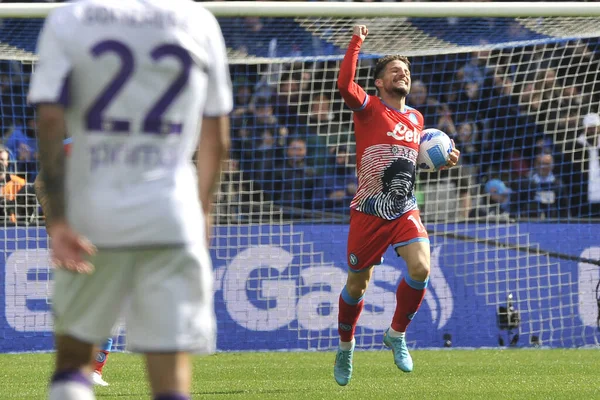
[380, 93, 406, 113]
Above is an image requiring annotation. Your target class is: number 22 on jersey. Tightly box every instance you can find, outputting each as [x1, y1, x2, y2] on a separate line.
[86, 39, 192, 136]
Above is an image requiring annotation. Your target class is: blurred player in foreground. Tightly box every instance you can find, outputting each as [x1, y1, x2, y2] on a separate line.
[334, 25, 460, 385]
[34, 137, 113, 387]
[29, 0, 232, 399]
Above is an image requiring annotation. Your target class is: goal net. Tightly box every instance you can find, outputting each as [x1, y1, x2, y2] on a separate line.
[1, 2, 600, 352]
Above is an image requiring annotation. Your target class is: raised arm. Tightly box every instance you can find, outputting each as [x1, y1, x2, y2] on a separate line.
[337, 25, 369, 110]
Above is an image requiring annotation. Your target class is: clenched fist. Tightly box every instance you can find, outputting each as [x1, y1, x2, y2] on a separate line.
[353, 25, 368, 41]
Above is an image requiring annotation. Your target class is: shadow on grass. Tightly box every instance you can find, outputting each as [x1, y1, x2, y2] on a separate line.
[97, 388, 306, 397]
[194, 388, 303, 396]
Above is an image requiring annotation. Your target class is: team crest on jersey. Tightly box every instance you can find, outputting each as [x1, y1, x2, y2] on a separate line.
[339, 323, 353, 332]
[95, 352, 107, 363]
[408, 113, 419, 125]
[349, 253, 358, 266]
[386, 122, 420, 144]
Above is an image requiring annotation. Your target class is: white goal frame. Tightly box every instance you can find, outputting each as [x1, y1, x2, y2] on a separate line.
[0, 1, 599, 18]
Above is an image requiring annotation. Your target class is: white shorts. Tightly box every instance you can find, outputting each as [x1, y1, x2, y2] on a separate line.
[52, 244, 215, 354]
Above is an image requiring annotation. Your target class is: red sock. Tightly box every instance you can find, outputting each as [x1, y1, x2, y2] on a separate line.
[391, 277, 428, 332]
[94, 351, 109, 374]
[338, 286, 364, 342]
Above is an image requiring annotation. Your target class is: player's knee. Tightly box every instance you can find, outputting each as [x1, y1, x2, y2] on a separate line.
[345, 277, 370, 299]
[346, 282, 367, 299]
[406, 258, 430, 282]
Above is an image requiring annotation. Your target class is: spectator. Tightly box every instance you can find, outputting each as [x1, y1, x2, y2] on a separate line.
[226, 17, 278, 58]
[274, 72, 305, 131]
[481, 68, 543, 176]
[563, 113, 600, 218]
[513, 43, 552, 85]
[453, 120, 481, 171]
[232, 96, 288, 173]
[435, 103, 457, 137]
[3, 115, 38, 181]
[521, 153, 569, 219]
[253, 96, 288, 138]
[454, 80, 482, 122]
[304, 93, 352, 170]
[215, 159, 282, 224]
[270, 137, 318, 210]
[0, 146, 32, 225]
[456, 46, 492, 88]
[470, 178, 515, 220]
[312, 145, 357, 211]
[558, 39, 600, 113]
[231, 82, 254, 118]
[252, 125, 287, 191]
[534, 68, 561, 102]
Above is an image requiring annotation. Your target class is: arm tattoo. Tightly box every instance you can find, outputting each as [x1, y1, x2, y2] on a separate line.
[37, 134, 66, 223]
[34, 172, 53, 226]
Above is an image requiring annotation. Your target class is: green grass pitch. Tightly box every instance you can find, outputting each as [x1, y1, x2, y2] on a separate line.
[0, 349, 598, 399]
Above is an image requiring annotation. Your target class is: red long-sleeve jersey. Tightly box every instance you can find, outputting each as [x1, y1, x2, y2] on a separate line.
[337, 36, 424, 220]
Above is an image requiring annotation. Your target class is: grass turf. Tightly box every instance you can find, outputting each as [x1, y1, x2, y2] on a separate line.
[0, 349, 598, 399]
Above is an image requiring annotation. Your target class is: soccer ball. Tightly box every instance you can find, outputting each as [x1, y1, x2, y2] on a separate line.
[417, 129, 453, 172]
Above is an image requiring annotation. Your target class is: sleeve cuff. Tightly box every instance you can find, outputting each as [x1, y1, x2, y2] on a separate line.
[350, 95, 369, 111]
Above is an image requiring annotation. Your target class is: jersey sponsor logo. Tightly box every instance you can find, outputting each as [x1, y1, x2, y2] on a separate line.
[349, 253, 358, 266]
[90, 141, 178, 171]
[386, 122, 420, 144]
[390, 145, 418, 163]
[212, 244, 455, 334]
[5, 234, 599, 349]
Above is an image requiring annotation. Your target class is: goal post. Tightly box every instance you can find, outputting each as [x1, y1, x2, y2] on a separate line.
[3, 2, 600, 18]
[0, 2, 599, 352]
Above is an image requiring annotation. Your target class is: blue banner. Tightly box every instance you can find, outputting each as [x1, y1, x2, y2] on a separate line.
[1, 224, 599, 352]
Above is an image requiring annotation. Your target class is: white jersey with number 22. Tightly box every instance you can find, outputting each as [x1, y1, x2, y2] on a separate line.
[28, 0, 233, 247]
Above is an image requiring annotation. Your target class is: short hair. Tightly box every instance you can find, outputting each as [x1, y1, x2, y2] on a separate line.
[372, 55, 411, 88]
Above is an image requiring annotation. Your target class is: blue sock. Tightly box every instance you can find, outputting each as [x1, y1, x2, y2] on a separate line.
[100, 338, 113, 352]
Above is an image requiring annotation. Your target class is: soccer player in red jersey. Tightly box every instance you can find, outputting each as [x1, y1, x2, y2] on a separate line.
[333, 25, 460, 385]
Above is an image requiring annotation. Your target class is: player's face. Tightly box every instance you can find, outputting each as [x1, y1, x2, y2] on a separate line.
[382, 60, 411, 97]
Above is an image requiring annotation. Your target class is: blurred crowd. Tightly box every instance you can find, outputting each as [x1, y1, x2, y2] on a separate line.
[0, 2, 598, 225]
